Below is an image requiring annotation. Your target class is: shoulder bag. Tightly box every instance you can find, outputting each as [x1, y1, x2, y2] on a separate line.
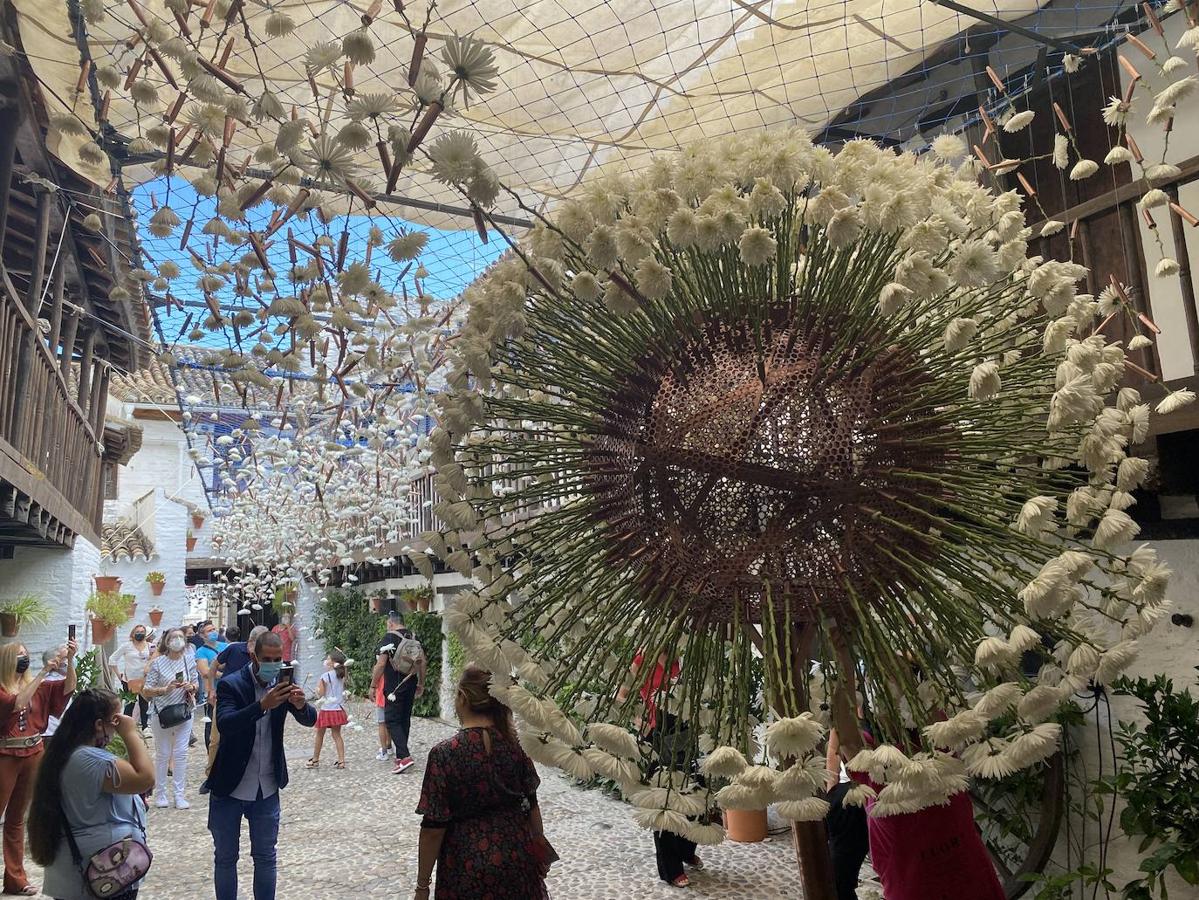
[479, 729, 559, 876]
[59, 785, 152, 898]
[155, 655, 195, 729]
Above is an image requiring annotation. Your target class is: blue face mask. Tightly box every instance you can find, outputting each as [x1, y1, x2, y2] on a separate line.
[256, 661, 282, 682]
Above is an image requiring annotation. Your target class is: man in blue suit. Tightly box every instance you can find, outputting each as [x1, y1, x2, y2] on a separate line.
[205, 630, 316, 900]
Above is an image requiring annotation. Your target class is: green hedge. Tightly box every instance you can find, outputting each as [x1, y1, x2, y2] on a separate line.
[314, 588, 443, 718]
[406, 610, 443, 718]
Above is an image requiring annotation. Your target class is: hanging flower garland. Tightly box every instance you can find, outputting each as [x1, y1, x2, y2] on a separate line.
[420, 128, 1190, 841]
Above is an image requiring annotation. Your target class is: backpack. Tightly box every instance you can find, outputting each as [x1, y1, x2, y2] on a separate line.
[389, 633, 424, 675]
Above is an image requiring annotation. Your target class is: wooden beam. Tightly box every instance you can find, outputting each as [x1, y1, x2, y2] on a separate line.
[131, 406, 183, 422]
[58, 310, 79, 382]
[1032, 153, 1199, 229]
[0, 71, 18, 253]
[1166, 185, 1199, 376]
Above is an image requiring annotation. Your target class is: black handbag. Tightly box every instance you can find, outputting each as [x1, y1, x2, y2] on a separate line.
[155, 656, 195, 729]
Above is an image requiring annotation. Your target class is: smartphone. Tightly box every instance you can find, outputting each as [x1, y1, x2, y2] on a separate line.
[174, 670, 184, 683]
[277, 663, 295, 686]
[68, 623, 76, 641]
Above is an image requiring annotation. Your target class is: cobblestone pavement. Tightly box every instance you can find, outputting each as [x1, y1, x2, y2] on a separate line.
[25, 700, 882, 898]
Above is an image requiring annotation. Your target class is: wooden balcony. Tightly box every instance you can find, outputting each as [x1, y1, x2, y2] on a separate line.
[0, 287, 103, 546]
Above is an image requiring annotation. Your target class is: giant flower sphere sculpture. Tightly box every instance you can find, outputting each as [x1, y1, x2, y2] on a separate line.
[424, 130, 1186, 841]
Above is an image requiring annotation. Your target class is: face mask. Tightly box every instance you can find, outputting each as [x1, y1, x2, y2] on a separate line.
[256, 661, 282, 682]
[14, 656, 30, 674]
[133, 632, 146, 641]
[167, 637, 186, 652]
[280, 617, 291, 626]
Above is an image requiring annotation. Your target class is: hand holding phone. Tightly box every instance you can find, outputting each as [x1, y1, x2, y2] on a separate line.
[68, 623, 77, 641]
[175, 670, 185, 683]
[277, 663, 295, 687]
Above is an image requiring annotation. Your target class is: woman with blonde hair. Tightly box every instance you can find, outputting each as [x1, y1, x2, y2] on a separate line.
[0, 638, 77, 895]
[414, 664, 553, 899]
[108, 624, 152, 729]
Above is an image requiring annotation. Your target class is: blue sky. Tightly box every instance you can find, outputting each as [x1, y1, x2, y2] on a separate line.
[129, 176, 505, 350]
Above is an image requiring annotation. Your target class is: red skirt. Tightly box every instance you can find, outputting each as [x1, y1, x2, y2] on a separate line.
[316, 708, 348, 728]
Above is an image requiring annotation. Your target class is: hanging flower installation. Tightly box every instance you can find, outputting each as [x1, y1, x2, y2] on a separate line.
[423, 129, 1189, 840]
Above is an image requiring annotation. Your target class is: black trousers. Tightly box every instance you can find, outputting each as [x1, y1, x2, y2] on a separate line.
[204, 702, 214, 748]
[121, 681, 149, 728]
[384, 679, 417, 759]
[653, 828, 698, 883]
[826, 781, 869, 900]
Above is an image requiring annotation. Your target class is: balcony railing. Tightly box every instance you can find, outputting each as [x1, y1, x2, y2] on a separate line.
[0, 285, 103, 545]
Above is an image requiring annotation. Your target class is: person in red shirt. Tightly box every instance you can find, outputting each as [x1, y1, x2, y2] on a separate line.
[0, 639, 77, 895]
[271, 614, 298, 669]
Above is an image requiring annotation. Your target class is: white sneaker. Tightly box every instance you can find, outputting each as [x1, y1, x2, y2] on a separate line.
[375, 749, 390, 761]
[175, 797, 191, 810]
[154, 796, 169, 808]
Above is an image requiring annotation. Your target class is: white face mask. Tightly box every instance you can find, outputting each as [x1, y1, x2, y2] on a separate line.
[167, 636, 186, 652]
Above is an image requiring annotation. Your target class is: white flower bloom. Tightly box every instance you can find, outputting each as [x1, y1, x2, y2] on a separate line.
[776, 797, 830, 821]
[1104, 146, 1134, 165]
[1069, 160, 1099, 181]
[571, 271, 601, 302]
[877, 282, 912, 315]
[969, 361, 1002, 400]
[951, 239, 998, 287]
[764, 714, 824, 758]
[1015, 496, 1057, 535]
[1093, 508, 1139, 549]
[738, 226, 777, 267]
[1157, 389, 1195, 415]
[931, 133, 968, 162]
[1155, 257, 1180, 277]
[634, 258, 672, 299]
[1003, 110, 1035, 132]
[700, 746, 748, 779]
[1140, 189, 1169, 209]
[1040, 220, 1065, 237]
[1102, 96, 1130, 126]
[1162, 56, 1188, 76]
[1052, 134, 1069, 169]
[1127, 334, 1152, 351]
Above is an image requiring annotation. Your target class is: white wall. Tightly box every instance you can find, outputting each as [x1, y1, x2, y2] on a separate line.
[1063, 538, 1199, 894]
[1126, 13, 1199, 382]
[0, 537, 100, 656]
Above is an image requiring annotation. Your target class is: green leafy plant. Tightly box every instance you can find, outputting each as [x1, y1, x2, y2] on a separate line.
[446, 631, 466, 685]
[74, 648, 101, 690]
[0, 594, 52, 628]
[406, 610, 443, 718]
[86, 591, 131, 628]
[144, 571, 165, 585]
[313, 588, 386, 699]
[1097, 671, 1199, 898]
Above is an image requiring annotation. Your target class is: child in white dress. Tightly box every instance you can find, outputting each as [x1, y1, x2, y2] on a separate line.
[307, 651, 348, 769]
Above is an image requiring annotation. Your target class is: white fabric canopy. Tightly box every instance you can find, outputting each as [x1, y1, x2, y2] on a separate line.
[14, 0, 1055, 231]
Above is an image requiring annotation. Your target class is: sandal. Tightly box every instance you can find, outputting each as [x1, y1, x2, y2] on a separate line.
[670, 875, 690, 888]
[334, 761, 346, 769]
[15, 886, 39, 896]
[685, 855, 703, 870]
[305, 758, 320, 769]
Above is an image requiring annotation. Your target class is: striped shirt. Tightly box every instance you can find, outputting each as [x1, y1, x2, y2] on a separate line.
[144, 652, 197, 711]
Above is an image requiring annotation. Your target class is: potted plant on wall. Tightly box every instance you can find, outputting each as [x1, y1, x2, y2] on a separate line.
[0, 595, 52, 638]
[186, 530, 197, 552]
[148, 605, 164, 627]
[191, 510, 206, 530]
[93, 573, 121, 593]
[368, 592, 390, 614]
[86, 591, 131, 644]
[145, 571, 166, 596]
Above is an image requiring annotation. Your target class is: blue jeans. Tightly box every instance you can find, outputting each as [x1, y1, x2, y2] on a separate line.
[208, 790, 280, 900]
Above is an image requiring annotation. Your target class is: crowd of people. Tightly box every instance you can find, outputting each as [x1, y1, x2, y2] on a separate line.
[0, 614, 1008, 900]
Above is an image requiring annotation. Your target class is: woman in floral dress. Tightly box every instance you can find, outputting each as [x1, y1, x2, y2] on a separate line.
[414, 665, 551, 900]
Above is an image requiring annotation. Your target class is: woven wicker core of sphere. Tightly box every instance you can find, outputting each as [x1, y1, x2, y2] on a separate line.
[589, 320, 950, 626]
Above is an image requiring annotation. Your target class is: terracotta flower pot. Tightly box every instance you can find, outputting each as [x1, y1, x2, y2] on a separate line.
[90, 617, 116, 644]
[192, 513, 205, 529]
[0, 613, 19, 638]
[417, 595, 431, 612]
[150, 581, 165, 596]
[94, 575, 121, 593]
[724, 808, 768, 843]
[369, 594, 388, 614]
[148, 609, 164, 626]
[125, 602, 137, 620]
[186, 536, 197, 552]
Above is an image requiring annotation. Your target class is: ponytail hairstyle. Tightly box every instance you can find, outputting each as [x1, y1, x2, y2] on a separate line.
[457, 664, 516, 743]
[329, 649, 347, 681]
[28, 689, 120, 865]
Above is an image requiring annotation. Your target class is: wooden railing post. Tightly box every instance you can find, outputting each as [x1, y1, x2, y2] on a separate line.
[47, 261, 66, 350]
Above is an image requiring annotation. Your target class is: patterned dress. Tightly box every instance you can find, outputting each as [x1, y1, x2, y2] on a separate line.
[416, 727, 549, 900]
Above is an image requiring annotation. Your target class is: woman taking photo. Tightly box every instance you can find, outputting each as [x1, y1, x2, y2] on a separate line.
[0, 639, 76, 895]
[141, 628, 198, 809]
[415, 665, 552, 900]
[108, 625, 153, 730]
[28, 690, 154, 900]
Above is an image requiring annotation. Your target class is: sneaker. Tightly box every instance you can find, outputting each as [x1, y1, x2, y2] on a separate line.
[175, 797, 191, 810]
[375, 749, 390, 762]
[154, 796, 169, 809]
[393, 757, 415, 774]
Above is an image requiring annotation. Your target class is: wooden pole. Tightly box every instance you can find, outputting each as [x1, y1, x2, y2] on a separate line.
[47, 261, 66, 351]
[77, 329, 95, 407]
[59, 310, 80, 381]
[1118, 201, 1161, 378]
[1166, 185, 1199, 375]
[25, 189, 51, 315]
